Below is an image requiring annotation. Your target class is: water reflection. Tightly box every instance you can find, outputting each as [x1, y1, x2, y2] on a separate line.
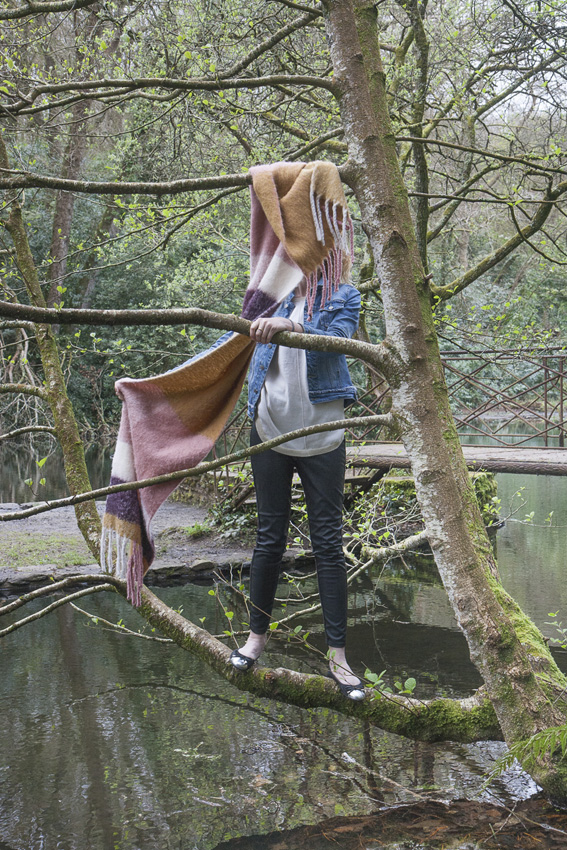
[0, 443, 112, 504]
[0, 562, 554, 850]
[1, 460, 567, 848]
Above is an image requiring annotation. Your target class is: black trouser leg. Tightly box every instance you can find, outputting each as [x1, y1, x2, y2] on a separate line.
[295, 441, 347, 647]
[248, 423, 294, 635]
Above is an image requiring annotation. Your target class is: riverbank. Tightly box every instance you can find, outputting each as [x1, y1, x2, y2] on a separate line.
[0, 499, 274, 593]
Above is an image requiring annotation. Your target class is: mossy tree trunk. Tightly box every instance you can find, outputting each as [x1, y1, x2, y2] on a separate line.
[323, 0, 567, 799]
[0, 135, 101, 558]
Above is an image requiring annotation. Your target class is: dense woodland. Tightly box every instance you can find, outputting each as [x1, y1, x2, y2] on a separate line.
[3, 0, 567, 805]
[2, 0, 567, 434]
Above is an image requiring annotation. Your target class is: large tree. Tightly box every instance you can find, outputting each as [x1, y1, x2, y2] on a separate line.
[2, 0, 567, 800]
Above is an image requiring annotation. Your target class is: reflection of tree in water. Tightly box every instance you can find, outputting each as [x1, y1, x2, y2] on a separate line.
[56, 605, 116, 849]
[1, 588, 516, 848]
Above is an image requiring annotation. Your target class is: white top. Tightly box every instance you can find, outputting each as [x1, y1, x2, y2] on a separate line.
[255, 295, 345, 456]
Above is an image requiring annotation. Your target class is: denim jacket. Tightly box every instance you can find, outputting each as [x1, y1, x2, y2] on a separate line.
[247, 282, 361, 419]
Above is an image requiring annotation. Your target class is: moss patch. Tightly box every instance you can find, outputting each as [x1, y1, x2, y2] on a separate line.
[0, 532, 93, 569]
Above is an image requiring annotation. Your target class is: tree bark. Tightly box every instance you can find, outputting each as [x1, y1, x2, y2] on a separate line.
[0, 138, 101, 559]
[46, 102, 90, 309]
[323, 0, 567, 799]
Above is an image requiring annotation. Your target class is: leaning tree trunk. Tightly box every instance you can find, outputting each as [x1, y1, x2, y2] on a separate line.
[0, 137, 101, 559]
[323, 0, 567, 798]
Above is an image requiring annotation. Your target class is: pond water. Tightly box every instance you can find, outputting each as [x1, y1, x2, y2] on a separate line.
[0, 442, 113, 504]
[1, 471, 566, 849]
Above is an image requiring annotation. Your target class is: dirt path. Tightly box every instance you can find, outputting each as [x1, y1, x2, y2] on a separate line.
[0, 498, 259, 592]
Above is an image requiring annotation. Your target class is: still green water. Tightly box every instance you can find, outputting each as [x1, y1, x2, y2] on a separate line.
[0, 472, 565, 849]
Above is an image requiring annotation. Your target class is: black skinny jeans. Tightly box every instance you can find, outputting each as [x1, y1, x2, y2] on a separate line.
[248, 422, 348, 647]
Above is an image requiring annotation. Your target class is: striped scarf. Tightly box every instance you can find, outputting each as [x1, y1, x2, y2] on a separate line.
[101, 161, 353, 605]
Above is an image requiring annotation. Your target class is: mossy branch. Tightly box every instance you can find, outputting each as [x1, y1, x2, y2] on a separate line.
[0, 572, 501, 741]
[0, 382, 47, 400]
[133, 583, 501, 743]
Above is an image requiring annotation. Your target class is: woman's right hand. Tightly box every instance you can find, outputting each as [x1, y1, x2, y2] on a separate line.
[250, 316, 298, 343]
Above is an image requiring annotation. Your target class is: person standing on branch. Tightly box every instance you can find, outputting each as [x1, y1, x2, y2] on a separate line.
[230, 276, 365, 701]
[103, 161, 363, 700]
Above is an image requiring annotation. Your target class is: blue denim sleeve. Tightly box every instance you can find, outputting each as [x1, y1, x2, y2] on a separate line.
[302, 286, 361, 339]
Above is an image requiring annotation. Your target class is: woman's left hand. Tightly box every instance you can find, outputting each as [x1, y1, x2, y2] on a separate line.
[249, 316, 294, 343]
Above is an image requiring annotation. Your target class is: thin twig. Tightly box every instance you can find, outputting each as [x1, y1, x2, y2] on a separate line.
[0, 584, 115, 638]
[0, 414, 393, 522]
[69, 603, 173, 642]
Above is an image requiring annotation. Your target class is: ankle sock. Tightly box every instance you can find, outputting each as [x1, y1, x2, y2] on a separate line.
[239, 632, 267, 660]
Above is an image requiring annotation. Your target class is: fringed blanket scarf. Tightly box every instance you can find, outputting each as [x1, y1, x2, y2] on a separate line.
[102, 160, 354, 605]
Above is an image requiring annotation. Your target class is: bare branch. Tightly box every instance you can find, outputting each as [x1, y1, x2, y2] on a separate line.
[0, 168, 251, 196]
[0, 574, 122, 616]
[220, 11, 320, 80]
[6, 73, 336, 116]
[70, 603, 173, 642]
[0, 300, 386, 364]
[0, 0, 100, 21]
[0, 584, 115, 638]
[0, 424, 55, 442]
[270, 0, 323, 15]
[432, 181, 567, 300]
[399, 136, 567, 178]
[0, 414, 394, 522]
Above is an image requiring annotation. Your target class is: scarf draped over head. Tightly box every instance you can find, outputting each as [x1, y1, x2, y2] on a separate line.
[101, 160, 354, 605]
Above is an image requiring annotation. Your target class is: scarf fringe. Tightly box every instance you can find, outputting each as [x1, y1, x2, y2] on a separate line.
[100, 526, 143, 607]
[306, 188, 354, 319]
[126, 543, 144, 609]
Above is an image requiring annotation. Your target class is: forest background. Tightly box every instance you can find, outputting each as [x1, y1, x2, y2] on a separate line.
[2, 0, 566, 441]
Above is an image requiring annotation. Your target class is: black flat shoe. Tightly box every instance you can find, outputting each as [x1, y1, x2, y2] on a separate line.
[230, 648, 256, 671]
[327, 670, 366, 701]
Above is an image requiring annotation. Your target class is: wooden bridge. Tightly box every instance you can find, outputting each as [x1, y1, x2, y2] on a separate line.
[344, 346, 567, 478]
[346, 444, 567, 477]
[213, 346, 567, 498]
